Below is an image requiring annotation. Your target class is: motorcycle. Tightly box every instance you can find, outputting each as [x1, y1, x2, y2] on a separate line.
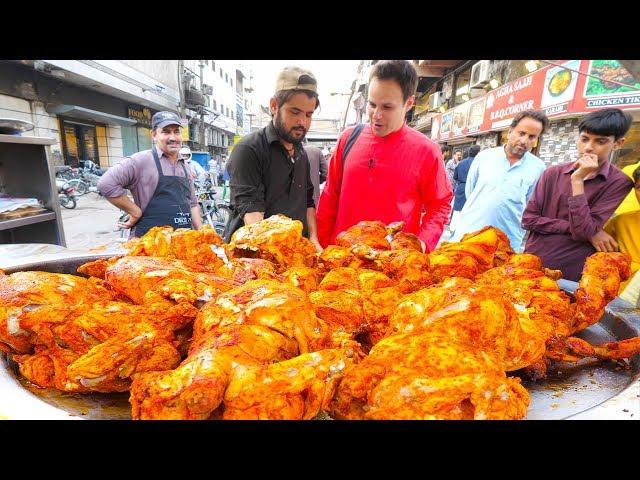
[56, 179, 77, 209]
[196, 185, 230, 237]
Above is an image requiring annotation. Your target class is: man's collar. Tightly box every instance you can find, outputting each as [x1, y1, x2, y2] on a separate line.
[562, 159, 611, 179]
[502, 145, 529, 165]
[265, 121, 279, 144]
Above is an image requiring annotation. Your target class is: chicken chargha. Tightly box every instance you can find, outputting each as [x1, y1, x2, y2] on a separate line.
[224, 214, 317, 272]
[129, 279, 359, 420]
[0, 271, 185, 392]
[5, 216, 639, 420]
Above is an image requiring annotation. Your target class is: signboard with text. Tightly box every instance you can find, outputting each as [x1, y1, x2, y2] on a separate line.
[127, 105, 153, 128]
[430, 60, 640, 143]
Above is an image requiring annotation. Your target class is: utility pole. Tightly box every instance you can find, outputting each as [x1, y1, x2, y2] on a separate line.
[198, 61, 206, 149]
[177, 60, 185, 118]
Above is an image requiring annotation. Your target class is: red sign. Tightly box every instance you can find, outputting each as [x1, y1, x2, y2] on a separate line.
[429, 60, 640, 143]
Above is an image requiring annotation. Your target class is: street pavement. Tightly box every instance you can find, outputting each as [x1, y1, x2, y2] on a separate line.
[60, 193, 127, 251]
[60, 185, 229, 251]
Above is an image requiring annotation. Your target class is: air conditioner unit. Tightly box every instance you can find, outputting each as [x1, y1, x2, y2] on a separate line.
[470, 60, 491, 88]
[202, 84, 213, 96]
[428, 92, 445, 110]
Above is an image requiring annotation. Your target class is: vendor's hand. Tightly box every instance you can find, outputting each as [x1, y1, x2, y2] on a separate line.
[571, 153, 599, 182]
[310, 237, 324, 254]
[117, 208, 142, 230]
[590, 230, 619, 253]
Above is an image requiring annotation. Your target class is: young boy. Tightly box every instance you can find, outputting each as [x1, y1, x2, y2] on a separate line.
[522, 108, 634, 281]
[604, 164, 640, 304]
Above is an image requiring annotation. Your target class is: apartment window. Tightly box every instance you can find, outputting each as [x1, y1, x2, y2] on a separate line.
[220, 103, 224, 116]
[213, 99, 217, 111]
[226, 107, 230, 117]
[225, 73, 229, 84]
[220, 69, 223, 79]
[230, 78, 233, 88]
[211, 61, 216, 72]
[203, 60, 209, 66]
[231, 111, 234, 120]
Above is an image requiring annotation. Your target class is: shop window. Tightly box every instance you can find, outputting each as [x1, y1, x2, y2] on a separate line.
[122, 125, 139, 157]
[61, 119, 99, 166]
[122, 125, 152, 157]
[613, 121, 640, 169]
[137, 127, 152, 151]
[96, 125, 107, 167]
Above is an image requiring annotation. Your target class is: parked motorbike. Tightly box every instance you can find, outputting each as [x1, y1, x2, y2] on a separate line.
[196, 186, 230, 237]
[56, 179, 77, 209]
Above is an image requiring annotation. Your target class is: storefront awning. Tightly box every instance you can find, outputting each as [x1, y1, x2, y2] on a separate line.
[50, 105, 136, 126]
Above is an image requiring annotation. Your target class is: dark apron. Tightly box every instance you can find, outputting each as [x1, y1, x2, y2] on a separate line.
[133, 148, 193, 237]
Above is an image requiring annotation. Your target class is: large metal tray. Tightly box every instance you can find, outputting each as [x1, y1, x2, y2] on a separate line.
[1, 256, 638, 420]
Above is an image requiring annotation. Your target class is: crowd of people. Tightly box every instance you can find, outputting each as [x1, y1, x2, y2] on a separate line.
[96, 60, 639, 305]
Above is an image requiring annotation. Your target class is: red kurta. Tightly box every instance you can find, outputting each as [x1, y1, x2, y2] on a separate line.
[316, 123, 452, 252]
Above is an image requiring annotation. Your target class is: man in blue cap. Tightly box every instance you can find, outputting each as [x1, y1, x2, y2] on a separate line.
[98, 111, 202, 237]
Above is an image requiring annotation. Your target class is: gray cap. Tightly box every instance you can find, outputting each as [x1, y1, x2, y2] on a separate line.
[151, 111, 182, 130]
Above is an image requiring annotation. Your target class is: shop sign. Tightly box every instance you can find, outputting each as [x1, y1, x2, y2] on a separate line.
[127, 105, 153, 128]
[440, 111, 453, 140]
[428, 60, 640, 144]
[483, 70, 544, 130]
[180, 117, 189, 141]
[466, 97, 486, 133]
[573, 60, 640, 111]
[451, 103, 469, 136]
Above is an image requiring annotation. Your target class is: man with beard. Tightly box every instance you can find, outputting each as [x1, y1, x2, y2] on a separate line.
[98, 111, 201, 238]
[449, 110, 548, 251]
[226, 66, 321, 250]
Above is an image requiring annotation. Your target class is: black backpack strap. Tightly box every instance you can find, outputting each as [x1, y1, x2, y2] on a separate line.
[339, 123, 365, 193]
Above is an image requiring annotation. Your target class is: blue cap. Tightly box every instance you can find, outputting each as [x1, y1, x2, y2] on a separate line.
[151, 111, 182, 130]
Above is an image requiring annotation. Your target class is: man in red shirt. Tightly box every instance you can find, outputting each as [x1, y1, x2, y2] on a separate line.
[316, 60, 452, 252]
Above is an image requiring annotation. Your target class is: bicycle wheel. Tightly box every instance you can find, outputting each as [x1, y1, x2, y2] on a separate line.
[214, 205, 231, 225]
[60, 196, 76, 209]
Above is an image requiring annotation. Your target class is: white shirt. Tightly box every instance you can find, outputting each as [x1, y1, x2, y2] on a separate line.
[450, 146, 545, 250]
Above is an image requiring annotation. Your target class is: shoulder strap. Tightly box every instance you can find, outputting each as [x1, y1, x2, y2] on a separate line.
[339, 123, 365, 193]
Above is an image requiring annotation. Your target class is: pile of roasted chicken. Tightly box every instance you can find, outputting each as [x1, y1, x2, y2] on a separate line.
[2, 214, 639, 420]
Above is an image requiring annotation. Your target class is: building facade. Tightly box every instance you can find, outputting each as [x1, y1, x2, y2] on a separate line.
[0, 60, 182, 168]
[418, 60, 640, 169]
[0, 60, 253, 169]
[181, 60, 253, 162]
